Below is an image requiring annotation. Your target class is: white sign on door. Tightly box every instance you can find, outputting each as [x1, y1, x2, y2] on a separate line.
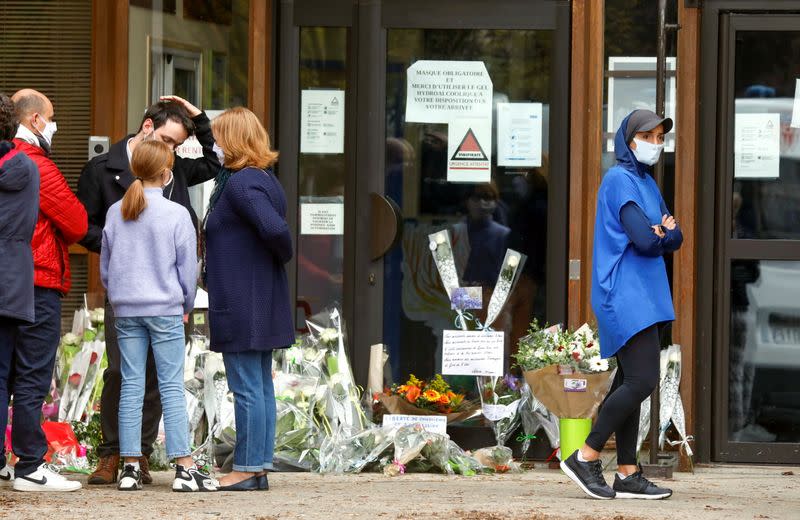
[405, 60, 493, 123]
[497, 102, 543, 168]
[734, 113, 780, 179]
[447, 117, 492, 183]
[300, 89, 345, 154]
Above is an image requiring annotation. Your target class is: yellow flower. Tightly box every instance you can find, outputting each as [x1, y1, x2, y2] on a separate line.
[422, 389, 441, 402]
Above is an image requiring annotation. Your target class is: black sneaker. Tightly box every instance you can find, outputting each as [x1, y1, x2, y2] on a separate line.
[560, 450, 615, 500]
[172, 465, 218, 492]
[117, 464, 142, 491]
[613, 468, 673, 499]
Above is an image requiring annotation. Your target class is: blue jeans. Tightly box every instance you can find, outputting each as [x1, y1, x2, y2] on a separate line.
[222, 351, 275, 472]
[116, 316, 190, 460]
[0, 316, 18, 467]
[3, 288, 61, 477]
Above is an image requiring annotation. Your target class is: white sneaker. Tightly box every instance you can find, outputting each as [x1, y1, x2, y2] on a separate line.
[0, 464, 13, 485]
[12, 464, 82, 492]
[172, 464, 218, 492]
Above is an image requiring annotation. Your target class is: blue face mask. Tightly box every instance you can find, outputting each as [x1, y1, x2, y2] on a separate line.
[631, 138, 664, 166]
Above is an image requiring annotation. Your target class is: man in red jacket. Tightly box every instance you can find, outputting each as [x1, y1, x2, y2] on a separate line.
[8, 89, 87, 492]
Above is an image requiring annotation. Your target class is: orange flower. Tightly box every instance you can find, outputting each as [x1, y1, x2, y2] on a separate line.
[396, 385, 409, 394]
[437, 393, 451, 405]
[422, 389, 441, 402]
[405, 386, 421, 403]
[447, 391, 456, 399]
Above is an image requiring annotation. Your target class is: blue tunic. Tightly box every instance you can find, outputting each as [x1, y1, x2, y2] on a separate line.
[591, 114, 676, 358]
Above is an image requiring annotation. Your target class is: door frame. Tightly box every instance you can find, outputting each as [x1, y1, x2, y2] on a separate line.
[699, 1, 800, 463]
[277, 0, 571, 386]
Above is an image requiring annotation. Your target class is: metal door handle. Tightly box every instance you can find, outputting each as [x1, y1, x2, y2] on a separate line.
[369, 193, 403, 261]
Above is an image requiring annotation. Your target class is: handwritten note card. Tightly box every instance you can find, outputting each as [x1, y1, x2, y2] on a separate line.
[382, 414, 448, 435]
[442, 330, 504, 376]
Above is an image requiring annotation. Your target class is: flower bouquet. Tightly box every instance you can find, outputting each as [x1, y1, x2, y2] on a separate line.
[637, 344, 694, 461]
[273, 369, 322, 470]
[378, 374, 478, 424]
[306, 307, 369, 437]
[514, 322, 616, 460]
[57, 305, 107, 424]
[475, 373, 527, 472]
[319, 425, 395, 474]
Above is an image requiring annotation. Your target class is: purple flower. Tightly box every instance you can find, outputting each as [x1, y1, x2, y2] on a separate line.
[503, 374, 520, 392]
[451, 287, 482, 311]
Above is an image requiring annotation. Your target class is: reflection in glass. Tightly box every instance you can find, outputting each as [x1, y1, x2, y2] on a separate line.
[296, 28, 348, 329]
[729, 260, 800, 443]
[127, 0, 249, 128]
[127, 0, 250, 218]
[732, 31, 800, 240]
[384, 29, 551, 389]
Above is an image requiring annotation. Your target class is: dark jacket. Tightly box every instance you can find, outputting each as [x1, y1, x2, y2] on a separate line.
[0, 143, 40, 322]
[13, 139, 88, 293]
[77, 112, 221, 253]
[205, 167, 294, 353]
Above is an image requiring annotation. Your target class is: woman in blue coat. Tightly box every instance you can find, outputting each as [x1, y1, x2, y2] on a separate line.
[0, 92, 40, 484]
[204, 107, 293, 491]
[561, 110, 681, 500]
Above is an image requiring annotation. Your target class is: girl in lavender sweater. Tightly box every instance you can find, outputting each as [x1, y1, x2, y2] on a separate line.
[101, 140, 216, 492]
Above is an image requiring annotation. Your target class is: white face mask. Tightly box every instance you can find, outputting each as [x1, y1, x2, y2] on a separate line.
[631, 138, 664, 166]
[35, 115, 57, 146]
[212, 143, 225, 166]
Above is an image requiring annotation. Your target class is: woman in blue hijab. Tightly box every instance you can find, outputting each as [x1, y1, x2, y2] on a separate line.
[561, 110, 682, 500]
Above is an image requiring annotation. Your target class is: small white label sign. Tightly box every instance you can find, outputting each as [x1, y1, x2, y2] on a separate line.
[564, 378, 588, 393]
[300, 89, 345, 154]
[497, 102, 543, 167]
[734, 113, 780, 179]
[441, 330, 504, 377]
[383, 414, 448, 435]
[300, 203, 344, 235]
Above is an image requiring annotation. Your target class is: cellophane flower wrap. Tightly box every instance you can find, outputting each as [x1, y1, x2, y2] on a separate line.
[58, 306, 107, 423]
[306, 308, 368, 437]
[514, 322, 617, 420]
[182, 333, 234, 471]
[476, 374, 527, 471]
[637, 344, 694, 459]
[273, 355, 322, 470]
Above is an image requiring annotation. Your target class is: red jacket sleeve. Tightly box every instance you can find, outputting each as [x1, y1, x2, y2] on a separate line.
[37, 156, 88, 245]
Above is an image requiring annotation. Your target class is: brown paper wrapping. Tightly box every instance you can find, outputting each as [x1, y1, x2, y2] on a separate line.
[524, 365, 617, 419]
[378, 394, 479, 424]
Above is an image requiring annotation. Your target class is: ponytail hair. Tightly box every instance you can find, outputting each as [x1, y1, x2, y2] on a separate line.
[121, 140, 175, 221]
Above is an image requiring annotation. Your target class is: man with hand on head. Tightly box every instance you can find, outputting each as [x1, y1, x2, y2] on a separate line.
[77, 96, 221, 486]
[8, 88, 87, 492]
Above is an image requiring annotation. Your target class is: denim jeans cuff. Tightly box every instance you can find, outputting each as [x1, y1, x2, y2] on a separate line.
[167, 451, 192, 461]
[120, 451, 143, 458]
[263, 462, 274, 470]
[232, 463, 265, 472]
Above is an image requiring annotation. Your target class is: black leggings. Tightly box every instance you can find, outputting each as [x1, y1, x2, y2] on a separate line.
[585, 324, 660, 465]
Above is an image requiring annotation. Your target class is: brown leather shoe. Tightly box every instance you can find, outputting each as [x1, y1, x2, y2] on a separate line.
[88, 454, 119, 485]
[138, 456, 153, 485]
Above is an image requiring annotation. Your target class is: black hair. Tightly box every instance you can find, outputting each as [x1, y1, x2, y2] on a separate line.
[137, 101, 195, 135]
[0, 93, 18, 141]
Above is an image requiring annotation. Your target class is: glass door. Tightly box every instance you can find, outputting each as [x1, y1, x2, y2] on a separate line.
[351, 1, 570, 395]
[278, 1, 570, 399]
[714, 14, 800, 463]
